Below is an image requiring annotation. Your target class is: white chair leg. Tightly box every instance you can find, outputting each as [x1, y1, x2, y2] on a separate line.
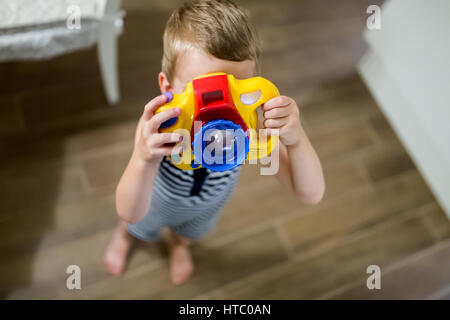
[97, 0, 121, 105]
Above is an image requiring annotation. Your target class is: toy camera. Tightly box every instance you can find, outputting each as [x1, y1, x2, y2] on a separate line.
[156, 72, 280, 171]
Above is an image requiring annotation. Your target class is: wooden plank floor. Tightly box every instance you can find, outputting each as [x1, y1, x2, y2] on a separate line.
[1, 0, 449, 299]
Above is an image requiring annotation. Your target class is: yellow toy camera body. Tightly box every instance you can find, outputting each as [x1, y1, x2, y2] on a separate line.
[156, 72, 280, 171]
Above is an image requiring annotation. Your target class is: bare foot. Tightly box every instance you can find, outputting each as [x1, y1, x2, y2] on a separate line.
[104, 220, 135, 276]
[167, 232, 194, 285]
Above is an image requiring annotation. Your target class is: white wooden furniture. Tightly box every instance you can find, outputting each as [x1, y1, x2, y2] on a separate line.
[359, 0, 450, 217]
[0, 0, 123, 105]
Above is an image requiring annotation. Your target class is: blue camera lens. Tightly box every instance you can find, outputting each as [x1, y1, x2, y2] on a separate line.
[193, 119, 249, 171]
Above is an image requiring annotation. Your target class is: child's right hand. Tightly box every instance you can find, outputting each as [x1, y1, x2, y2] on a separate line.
[133, 94, 183, 164]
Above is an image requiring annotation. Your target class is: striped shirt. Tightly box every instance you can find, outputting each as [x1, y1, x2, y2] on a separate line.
[127, 156, 241, 241]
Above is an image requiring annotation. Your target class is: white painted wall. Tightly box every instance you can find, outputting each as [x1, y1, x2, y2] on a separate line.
[359, 0, 450, 217]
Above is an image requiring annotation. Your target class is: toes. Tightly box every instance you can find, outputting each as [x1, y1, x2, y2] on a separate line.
[103, 228, 134, 277]
[171, 264, 193, 285]
[169, 247, 194, 285]
[104, 253, 124, 276]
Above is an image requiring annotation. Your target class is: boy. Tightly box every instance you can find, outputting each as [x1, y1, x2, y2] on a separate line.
[104, 0, 325, 285]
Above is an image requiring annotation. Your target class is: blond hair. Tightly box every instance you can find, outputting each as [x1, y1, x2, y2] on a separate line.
[162, 0, 260, 82]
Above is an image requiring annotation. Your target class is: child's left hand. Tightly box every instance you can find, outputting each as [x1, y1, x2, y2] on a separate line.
[262, 96, 303, 147]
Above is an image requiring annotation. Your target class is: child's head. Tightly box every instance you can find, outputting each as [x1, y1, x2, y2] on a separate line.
[159, 0, 260, 94]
